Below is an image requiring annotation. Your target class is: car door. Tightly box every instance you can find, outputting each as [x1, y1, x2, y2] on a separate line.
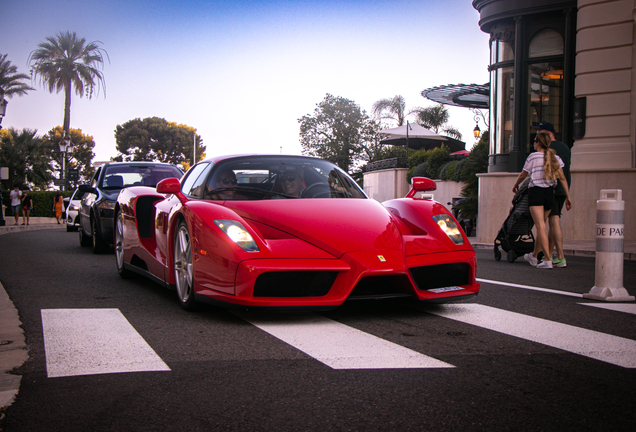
[79, 166, 102, 234]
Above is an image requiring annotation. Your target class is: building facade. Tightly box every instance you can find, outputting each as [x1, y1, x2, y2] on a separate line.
[473, 0, 636, 243]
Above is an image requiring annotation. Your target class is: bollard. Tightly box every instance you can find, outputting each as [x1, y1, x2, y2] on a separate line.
[583, 189, 634, 302]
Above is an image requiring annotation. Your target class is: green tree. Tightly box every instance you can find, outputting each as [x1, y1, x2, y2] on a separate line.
[414, 103, 462, 140]
[0, 128, 53, 189]
[406, 145, 453, 181]
[456, 132, 489, 219]
[41, 126, 96, 186]
[0, 53, 34, 102]
[28, 31, 108, 136]
[114, 117, 205, 165]
[299, 94, 377, 173]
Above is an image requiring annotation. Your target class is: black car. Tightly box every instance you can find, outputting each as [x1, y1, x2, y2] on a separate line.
[78, 161, 183, 253]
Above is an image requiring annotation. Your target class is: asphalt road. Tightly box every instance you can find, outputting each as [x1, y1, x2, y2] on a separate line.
[1, 228, 635, 432]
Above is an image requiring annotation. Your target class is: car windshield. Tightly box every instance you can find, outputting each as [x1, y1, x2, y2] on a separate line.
[197, 156, 366, 200]
[101, 164, 183, 189]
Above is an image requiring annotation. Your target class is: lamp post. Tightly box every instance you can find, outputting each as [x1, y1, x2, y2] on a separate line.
[0, 96, 7, 129]
[59, 133, 73, 191]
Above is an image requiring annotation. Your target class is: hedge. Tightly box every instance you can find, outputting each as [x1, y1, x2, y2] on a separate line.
[1, 190, 73, 218]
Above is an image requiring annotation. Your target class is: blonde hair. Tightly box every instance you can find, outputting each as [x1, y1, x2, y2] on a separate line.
[536, 132, 560, 181]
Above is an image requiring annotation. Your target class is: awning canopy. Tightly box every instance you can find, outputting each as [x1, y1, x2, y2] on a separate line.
[421, 83, 489, 109]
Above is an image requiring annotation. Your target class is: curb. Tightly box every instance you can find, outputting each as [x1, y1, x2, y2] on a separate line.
[0, 282, 28, 410]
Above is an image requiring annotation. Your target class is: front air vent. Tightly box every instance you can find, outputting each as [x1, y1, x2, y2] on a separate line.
[253, 271, 338, 297]
[409, 263, 470, 291]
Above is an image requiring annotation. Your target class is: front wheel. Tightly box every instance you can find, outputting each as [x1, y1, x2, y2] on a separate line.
[174, 221, 196, 310]
[91, 216, 109, 254]
[79, 223, 91, 247]
[115, 210, 134, 278]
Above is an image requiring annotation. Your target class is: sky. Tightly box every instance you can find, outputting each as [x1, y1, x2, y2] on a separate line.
[1, 0, 490, 163]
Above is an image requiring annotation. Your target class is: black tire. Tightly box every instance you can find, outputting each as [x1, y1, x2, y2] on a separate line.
[79, 224, 92, 247]
[174, 220, 197, 310]
[91, 216, 110, 254]
[115, 210, 134, 278]
[66, 224, 73, 232]
[494, 245, 501, 261]
[507, 250, 517, 263]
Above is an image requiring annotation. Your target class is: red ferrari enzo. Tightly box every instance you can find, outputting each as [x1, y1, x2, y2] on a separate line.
[114, 154, 479, 310]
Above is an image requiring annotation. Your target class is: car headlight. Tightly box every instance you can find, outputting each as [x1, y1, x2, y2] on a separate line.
[97, 201, 116, 211]
[214, 220, 259, 252]
[432, 214, 464, 245]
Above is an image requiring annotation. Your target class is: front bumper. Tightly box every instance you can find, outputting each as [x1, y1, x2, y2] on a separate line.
[193, 249, 479, 308]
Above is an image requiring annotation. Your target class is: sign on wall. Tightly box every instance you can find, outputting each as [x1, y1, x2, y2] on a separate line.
[573, 97, 586, 140]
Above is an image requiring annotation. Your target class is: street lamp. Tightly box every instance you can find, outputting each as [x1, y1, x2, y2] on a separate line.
[0, 97, 7, 129]
[59, 133, 73, 191]
[469, 108, 489, 142]
[473, 123, 481, 140]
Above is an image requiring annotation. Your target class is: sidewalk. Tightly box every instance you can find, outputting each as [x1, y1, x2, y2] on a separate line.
[0, 224, 635, 411]
[470, 239, 636, 261]
[0, 217, 64, 236]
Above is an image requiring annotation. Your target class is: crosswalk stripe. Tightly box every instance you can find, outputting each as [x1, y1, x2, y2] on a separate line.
[41, 309, 171, 378]
[233, 311, 454, 370]
[477, 278, 583, 298]
[425, 304, 636, 368]
[579, 303, 636, 315]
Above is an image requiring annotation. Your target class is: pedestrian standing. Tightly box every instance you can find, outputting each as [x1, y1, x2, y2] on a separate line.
[53, 192, 64, 224]
[9, 185, 22, 226]
[21, 190, 32, 225]
[512, 132, 572, 269]
[535, 122, 571, 267]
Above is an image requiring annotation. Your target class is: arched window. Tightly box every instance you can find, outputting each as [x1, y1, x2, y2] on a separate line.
[529, 29, 564, 58]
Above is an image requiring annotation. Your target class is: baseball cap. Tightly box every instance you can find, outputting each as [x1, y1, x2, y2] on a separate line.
[535, 122, 555, 133]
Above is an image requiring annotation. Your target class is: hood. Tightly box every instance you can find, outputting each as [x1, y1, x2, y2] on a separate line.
[225, 199, 403, 258]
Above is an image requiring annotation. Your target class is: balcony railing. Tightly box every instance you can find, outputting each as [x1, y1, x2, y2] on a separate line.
[365, 158, 408, 172]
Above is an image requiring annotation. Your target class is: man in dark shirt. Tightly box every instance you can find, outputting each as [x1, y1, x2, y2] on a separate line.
[536, 122, 571, 267]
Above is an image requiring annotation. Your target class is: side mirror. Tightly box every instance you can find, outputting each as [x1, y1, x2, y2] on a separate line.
[405, 177, 437, 199]
[78, 184, 96, 194]
[156, 177, 181, 195]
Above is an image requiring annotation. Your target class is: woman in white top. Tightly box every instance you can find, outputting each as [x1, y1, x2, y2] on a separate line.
[512, 132, 572, 269]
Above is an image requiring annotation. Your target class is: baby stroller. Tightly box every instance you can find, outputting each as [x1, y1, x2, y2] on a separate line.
[494, 177, 535, 262]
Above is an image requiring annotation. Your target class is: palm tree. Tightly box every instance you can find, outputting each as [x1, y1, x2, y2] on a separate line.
[28, 31, 108, 135]
[372, 95, 410, 126]
[414, 103, 462, 140]
[0, 54, 34, 128]
[0, 54, 34, 100]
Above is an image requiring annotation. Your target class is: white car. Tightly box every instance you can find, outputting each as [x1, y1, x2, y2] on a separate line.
[65, 188, 86, 232]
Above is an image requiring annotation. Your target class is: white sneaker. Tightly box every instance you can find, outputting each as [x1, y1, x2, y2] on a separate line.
[524, 253, 538, 267]
[537, 260, 553, 269]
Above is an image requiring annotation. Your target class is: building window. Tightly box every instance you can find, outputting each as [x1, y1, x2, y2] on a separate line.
[527, 29, 564, 151]
[489, 40, 514, 155]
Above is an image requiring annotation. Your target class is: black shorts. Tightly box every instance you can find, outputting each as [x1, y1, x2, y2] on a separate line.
[551, 195, 566, 217]
[528, 186, 555, 210]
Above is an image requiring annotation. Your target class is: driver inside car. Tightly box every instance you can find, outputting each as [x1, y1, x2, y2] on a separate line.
[206, 168, 239, 200]
[279, 167, 304, 197]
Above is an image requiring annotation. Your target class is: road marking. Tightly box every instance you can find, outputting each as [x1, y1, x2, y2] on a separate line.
[579, 303, 636, 315]
[234, 311, 454, 370]
[425, 304, 636, 368]
[41, 309, 171, 378]
[477, 278, 583, 298]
